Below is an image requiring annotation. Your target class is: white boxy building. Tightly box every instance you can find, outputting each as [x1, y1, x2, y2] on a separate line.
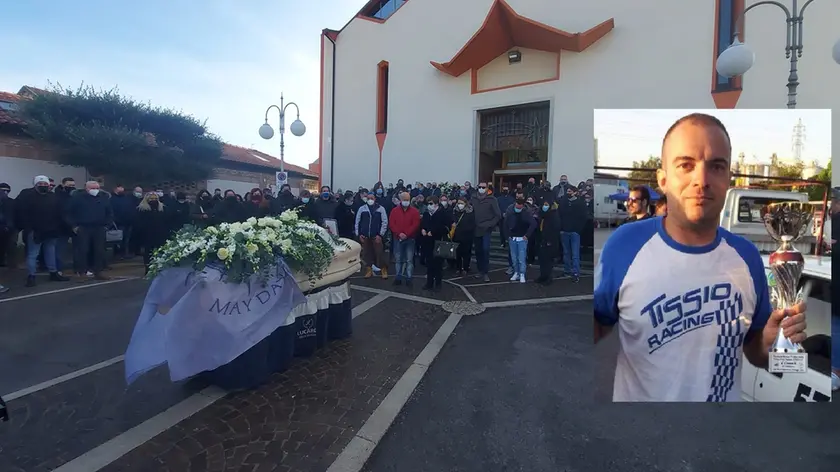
[317, 0, 840, 190]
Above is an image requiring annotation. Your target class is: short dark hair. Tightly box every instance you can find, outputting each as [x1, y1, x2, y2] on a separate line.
[426, 196, 439, 204]
[656, 194, 667, 210]
[515, 198, 526, 205]
[630, 185, 651, 203]
[61, 177, 74, 184]
[662, 113, 731, 165]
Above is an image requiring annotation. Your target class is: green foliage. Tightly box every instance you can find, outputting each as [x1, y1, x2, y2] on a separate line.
[805, 161, 832, 201]
[18, 84, 223, 185]
[627, 155, 660, 187]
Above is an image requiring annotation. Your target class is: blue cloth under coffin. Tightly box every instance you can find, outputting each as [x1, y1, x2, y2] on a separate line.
[124, 261, 305, 385]
[204, 281, 353, 389]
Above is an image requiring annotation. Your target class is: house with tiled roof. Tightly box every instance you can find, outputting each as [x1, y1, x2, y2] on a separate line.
[0, 85, 319, 197]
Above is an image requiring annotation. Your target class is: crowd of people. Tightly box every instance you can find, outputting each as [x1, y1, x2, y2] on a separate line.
[0, 175, 595, 294]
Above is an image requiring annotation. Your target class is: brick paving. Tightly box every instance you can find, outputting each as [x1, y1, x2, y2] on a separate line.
[100, 299, 448, 472]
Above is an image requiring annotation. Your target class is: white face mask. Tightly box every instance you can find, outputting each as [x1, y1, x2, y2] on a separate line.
[428, 205, 438, 213]
[400, 200, 410, 207]
[88, 189, 100, 196]
[457, 203, 465, 210]
[440, 201, 448, 207]
[367, 199, 375, 206]
[133, 192, 142, 198]
[478, 188, 486, 195]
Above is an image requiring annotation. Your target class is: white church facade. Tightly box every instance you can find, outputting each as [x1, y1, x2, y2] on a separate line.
[317, 0, 839, 190]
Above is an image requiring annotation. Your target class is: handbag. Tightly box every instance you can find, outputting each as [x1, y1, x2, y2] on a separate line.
[105, 223, 124, 243]
[433, 238, 459, 260]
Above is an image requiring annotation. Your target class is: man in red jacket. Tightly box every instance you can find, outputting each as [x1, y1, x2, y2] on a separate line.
[388, 191, 421, 287]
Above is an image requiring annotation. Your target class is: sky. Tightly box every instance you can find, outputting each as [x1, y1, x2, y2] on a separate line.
[594, 109, 832, 172]
[1, 0, 365, 169]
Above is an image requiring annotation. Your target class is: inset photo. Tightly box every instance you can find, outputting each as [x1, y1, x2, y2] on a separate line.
[592, 109, 833, 402]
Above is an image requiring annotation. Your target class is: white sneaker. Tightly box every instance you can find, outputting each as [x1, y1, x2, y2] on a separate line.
[519, 274, 526, 283]
[509, 273, 519, 281]
[86, 271, 94, 277]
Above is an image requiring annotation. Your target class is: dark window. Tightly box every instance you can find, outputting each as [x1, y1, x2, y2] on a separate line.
[376, 62, 389, 133]
[716, 0, 738, 90]
[736, 197, 802, 223]
[363, 0, 407, 21]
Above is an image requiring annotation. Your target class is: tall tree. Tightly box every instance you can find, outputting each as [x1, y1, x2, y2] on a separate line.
[18, 84, 223, 185]
[627, 155, 660, 187]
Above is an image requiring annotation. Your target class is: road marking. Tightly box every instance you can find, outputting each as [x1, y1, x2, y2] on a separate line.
[482, 294, 593, 308]
[3, 355, 125, 401]
[0, 277, 139, 304]
[52, 386, 228, 472]
[352, 293, 389, 318]
[350, 285, 444, 306]
[443, 280, 477, 303]
[327, 312, 463, 472]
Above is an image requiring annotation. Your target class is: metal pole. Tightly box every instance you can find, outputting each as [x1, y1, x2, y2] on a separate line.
[279, 93, 286, 173]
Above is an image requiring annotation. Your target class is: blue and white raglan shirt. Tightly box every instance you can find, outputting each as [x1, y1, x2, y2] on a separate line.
[594, 217, 772, 402]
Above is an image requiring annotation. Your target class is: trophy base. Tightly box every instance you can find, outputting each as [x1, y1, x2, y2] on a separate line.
[768, 351, 808, 373]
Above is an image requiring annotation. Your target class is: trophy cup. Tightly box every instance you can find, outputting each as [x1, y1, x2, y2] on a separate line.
[761, 202, 812, 374]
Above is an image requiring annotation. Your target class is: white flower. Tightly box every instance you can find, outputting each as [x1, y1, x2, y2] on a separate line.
[246, 217, 257, 225]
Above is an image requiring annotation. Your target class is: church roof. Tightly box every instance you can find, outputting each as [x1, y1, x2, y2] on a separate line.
[430, 0, 614, 77]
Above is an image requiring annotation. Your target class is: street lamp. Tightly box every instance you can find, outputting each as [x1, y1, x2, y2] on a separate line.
[258, 93, 306, 172]
[715, 0, 840, 109]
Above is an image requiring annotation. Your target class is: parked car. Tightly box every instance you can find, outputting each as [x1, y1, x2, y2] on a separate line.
[740, 254, 832, 402]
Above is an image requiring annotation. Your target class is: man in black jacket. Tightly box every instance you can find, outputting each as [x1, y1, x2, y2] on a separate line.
[15, 175, 70, 287]
[557, 185, 586, 282]
[536, 201, 561, 285]
[67, 181, 113, 280]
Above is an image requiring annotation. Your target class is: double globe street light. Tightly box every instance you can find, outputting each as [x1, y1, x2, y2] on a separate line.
[715, 0, 840, 109]
[258, 93, 306, 173]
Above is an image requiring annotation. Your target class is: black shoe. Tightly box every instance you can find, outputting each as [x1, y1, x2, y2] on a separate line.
[25, 275, 36, 287]
[422, 283, 433, 290]
[434, 282, 442, 291]
[393, 278, 402, 286]
[49, 272, 69, 282]
[535, 276, 546, 284]
[572, 275, 580, 283]
[405, 279, 413, 288]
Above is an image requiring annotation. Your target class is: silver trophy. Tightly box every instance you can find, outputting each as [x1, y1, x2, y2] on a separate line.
[761, 202, 812, 374]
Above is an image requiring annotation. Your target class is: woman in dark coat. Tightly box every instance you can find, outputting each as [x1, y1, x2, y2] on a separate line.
[134, 193, 173, 274]
[420, 196, 452, 291]
[212, 190, 247, 224]
[536, 201, 561, 285]
[334, 191, 357, 239]
[244, 187, 270, 219]
[450, 198, 476, 276]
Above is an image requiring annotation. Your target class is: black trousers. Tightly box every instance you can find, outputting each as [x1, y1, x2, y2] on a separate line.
[74, 226, 106, 274]
[0, 229, 16, 266]
[454, 238, 473, 271]
[527, 231, 541, 264]
[538, 244, 557, 279]
[424, 243, 443, 286]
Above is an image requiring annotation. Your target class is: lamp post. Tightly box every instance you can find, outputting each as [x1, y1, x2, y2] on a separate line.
[715, 0, 840, 109]
[258, 93, 306, 172]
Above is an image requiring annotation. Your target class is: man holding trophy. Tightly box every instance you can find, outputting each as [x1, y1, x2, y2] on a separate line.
[594, 113, 808, 402]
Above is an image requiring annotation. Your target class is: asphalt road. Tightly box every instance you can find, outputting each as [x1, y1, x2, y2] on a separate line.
[363, 301, 840, 472]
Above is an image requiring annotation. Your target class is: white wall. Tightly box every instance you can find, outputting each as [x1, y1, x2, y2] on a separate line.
[322, 0, 839, 190]
[0, 156, 87, 197]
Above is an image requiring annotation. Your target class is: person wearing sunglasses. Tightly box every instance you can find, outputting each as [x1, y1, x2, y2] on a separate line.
[469, 182, 501, 282]
[622, 185, 652, 225]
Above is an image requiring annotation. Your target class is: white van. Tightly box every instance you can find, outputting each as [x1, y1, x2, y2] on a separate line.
[720, 188, 815, 254]
[593, 183, 628, 227]
[740, 255, 832, 402]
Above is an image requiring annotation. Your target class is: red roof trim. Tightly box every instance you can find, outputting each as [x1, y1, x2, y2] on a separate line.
[431, 0, 614, 78]
[221, 144, 318, 178]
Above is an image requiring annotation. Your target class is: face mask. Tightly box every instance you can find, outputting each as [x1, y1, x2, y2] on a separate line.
[560, 180, 568, 185]
[156, 192, 164, 197]
[134, 192, 142, 198]
[65, 186, 75, 191]
[88, 189, 100, 197]
[149, 200, 159, 207]
[214, 192, 221, 196]
[428, 205, 437, 212]
[177, 199, 186, 204]
[457, 203, 465, 210]
[36, 186, 49, 193]
[0, 190, 8, 198]
[478, 188, 486, 195]
[345, 200, 353, 206]
[322, 192, 331, 199]
[514, 207, 523, 213]
[283, 188, 291, 194]
[367, 199, 375, 206]
[527, 200, 534, 205]
[460, 190, 466, 196]
[301, 197, 310, 203]
[226, 195, 237, 201]
[401, 200, 410, 207]
[529, 181, 535, 185]
[376, 189, 383, 195]
[440, 201, 448, 207]
[542, 205, 550, 212]
[253, 194, 261, 199]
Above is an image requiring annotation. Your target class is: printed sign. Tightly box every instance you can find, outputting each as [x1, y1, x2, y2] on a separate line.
[276, 171, 288, 187]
